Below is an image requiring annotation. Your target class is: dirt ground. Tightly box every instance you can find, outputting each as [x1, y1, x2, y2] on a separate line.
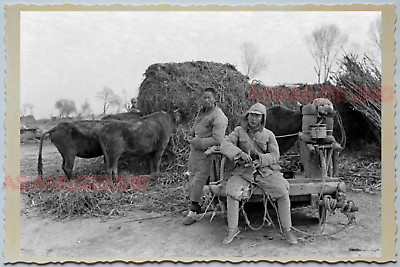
[19, 141, 381, 258]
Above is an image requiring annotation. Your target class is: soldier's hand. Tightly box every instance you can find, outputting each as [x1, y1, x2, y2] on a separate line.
[239, 151, 252, 163]
[253, 159, 261, 168]
[186, 135, 194, 143]
[250, 149, 260, 160]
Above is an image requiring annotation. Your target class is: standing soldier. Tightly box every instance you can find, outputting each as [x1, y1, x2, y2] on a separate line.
[129, 97, 140, 113]
[183, 87, 228, 225]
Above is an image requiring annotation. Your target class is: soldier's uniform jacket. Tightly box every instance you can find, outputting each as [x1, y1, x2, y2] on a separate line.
[187, 105, 228, 174]
[220, 103, 289, 199]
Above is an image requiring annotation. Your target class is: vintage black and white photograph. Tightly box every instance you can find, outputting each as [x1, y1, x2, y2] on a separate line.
[4, 4, 396, 262]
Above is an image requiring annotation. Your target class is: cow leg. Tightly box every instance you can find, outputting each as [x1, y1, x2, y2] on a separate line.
[53, 144, 76, 181]
[105, 162, 116, 187]
[150, 149, 165, 174]
[61, 155, 75, 181]
[103, 155, 112, 186]
[148, 152, 156, 174]
[112, 164, 118, 182]
[107, 152, 121, 186]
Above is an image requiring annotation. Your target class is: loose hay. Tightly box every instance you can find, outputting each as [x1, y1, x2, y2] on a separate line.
[22, 171, 190, 220]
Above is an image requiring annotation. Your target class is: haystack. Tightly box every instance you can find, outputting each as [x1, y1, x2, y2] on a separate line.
[117, 61, 252, 175]
[138, 61, 251, 132]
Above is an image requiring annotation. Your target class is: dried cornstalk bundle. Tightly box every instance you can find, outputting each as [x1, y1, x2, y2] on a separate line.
[333, 54, 381, 144]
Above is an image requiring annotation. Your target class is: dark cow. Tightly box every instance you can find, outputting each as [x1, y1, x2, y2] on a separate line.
[99, 110, 183, 183]
[102, 111, 142, 121]
[37, 112, 141, 180]
[265, 105, 303, 154]
[265, 105, 346, 177]
[265, 105, 346, 154]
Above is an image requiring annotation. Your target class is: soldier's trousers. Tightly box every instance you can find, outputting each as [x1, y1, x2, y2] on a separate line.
[188, 156, 211, 203]
[225, 174, 292, 230]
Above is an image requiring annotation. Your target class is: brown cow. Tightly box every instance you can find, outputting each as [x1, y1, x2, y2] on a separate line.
[99, 110, 183, 183]
[37, 112, 141, 180]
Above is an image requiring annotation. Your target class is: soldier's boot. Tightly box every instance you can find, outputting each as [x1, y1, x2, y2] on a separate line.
[182, 202, 201, 225]
[283, 228, 298, 244]
[182, 210, 197, 225]
[222, 228, 240, 244]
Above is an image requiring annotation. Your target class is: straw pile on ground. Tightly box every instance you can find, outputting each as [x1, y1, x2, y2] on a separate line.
[21, 175, 190, 221]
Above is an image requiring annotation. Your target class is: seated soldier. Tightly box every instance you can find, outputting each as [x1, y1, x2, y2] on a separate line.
[220, 103, 297, 245]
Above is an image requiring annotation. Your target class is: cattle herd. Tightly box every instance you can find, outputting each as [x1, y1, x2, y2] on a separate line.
[37, 105, 344, 185]
[37, 110, 183, 185]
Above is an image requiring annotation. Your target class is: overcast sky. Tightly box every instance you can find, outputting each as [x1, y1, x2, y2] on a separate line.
[20, 11, 380, 119]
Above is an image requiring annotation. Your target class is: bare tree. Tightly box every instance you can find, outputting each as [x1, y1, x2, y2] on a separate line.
[55, 99, 77, 118]
[80, 99, 92, 116]
[347, 42, 361, 55]
[306, 24, 348, 84]
[27, 103, 35, 116]
[368, 17, 381, 50]
[240, 42, 268, 79]
[122, 89, 131, 112]
[113, 95, 123, 113]
[21, 103, 29, 116]
[96, 87, 121, 115]
[365, 17, 381, 67]
[21, 103, 35, 116]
